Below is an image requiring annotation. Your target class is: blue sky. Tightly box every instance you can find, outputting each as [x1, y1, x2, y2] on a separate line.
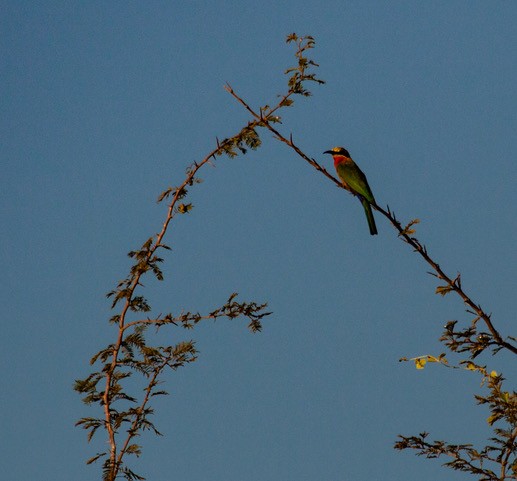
[2, 2, 516, 480]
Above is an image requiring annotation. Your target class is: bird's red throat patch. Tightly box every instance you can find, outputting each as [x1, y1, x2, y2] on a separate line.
[332, 155, 348, 168]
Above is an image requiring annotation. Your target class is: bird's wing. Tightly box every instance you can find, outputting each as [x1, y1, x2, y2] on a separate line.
[337, 162, 376, 204]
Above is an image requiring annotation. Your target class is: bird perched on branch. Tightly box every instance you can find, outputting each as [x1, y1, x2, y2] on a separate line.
[324, 147, 378, 236]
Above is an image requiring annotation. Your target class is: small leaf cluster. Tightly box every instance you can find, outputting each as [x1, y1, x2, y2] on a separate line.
[262, 34, 325, 122]
[399, 353, 448, 370]
[142, 293, 271, 332]
[214, 122, 263, 158]
[400, 218, 420, 236]
[215, 34, 325, 163]
[396, 367, 517, 479]
[157, 174, 202, 205]
[441, 317, 505, 359]
[211, 292, 270, 333]
[395, 431, 504, 480]
[106, 236, 170, 315]
[285, 34, 326, 97]
[75, 322, 198, 472]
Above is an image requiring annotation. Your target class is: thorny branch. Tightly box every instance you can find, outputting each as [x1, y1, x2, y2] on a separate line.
[224, 83, 517, 359]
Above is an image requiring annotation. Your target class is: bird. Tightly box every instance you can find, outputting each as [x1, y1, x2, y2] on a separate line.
[323, 147, 378, 236]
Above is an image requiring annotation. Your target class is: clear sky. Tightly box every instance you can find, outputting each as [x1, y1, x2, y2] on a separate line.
[2, 2, 516, 480]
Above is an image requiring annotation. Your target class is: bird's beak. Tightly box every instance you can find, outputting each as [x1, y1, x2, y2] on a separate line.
[323, 150, 333, 155]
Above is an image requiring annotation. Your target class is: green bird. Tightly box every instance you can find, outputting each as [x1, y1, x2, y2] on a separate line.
[324, 146, 378, 236]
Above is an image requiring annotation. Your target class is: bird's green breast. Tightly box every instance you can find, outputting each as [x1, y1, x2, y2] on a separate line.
[335, 159, 375, 203]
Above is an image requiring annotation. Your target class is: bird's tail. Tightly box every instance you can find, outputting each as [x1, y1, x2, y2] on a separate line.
[361, 199, 378, 236]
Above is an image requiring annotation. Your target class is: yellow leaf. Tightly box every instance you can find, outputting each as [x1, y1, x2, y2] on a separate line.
[177, 203, 193, 214]
[415, 358, 427, 369]
[487, 414, 498, 426]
